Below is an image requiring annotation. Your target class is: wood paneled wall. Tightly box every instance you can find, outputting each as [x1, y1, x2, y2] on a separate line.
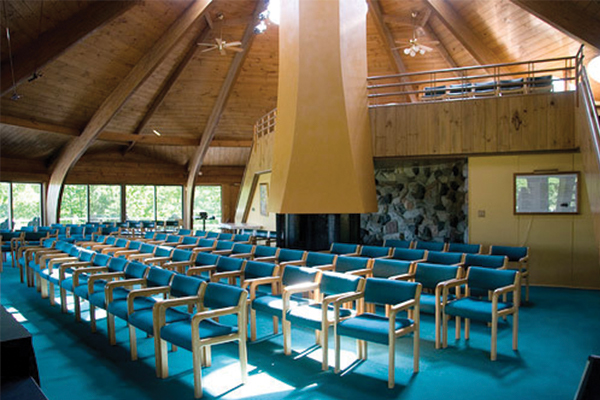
[370, 92, 576, 158]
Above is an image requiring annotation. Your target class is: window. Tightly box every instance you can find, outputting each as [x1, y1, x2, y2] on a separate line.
[12, 183, 42, 229]
[90, 185, 121, 222]
[193, 186, 222, 231]
[60, 185, 88, 224]
[126, 185, 155, 221]
[156, 186, 182, 221]
[0, 182, 10, 229]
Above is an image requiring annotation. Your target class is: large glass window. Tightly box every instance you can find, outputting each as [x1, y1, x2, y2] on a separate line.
[89, 185, 121, 222]
[60, 185, 88, 224]
[193, 186, 222, 231]
[156, 186, 182, 221]
[12, 183, 42, 229]
[126, 185, 155, 221]
[0, 182, 10, 229]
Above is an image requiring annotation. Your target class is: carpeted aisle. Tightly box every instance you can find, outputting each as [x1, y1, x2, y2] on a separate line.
[1, 257, 599, 400]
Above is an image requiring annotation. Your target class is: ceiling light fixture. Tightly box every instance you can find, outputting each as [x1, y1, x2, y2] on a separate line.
[152, 129, 162, 136]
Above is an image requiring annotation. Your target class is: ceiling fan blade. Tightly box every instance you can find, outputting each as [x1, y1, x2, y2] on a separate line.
[421, 40, 440, 46]
[227, 46, 244, 53]
[200, 46, 217, 53]
[224, 41, 242, 47]
[216, 37, 223, 47]
[197, 42, 216, 47]
[219, 47, 226, 56]
[420, 44, 434, 52]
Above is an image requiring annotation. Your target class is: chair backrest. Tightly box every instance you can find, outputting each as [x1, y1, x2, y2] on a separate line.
[383, 239, 413, 249]
[205, 231, 219, 239]
[92, 253, 111, 267]
[181, 236, 199, 245]
[330, 242, 360, 255]
[94, 235, 107, 243]
[79, 249, 95, 262]
[218, 233, 234, 241]
[104, 236, 118, 246]
[194, 252, 220, 266]
[305, 252, 337, 267]
[146, 267, 175, 288]
[364, 278, 420, 306]
[139, 243, 156, 254]
[171, 249, 193, 262]
[467, 266, 518, 292]
[170, 274, 203, 298]
[204, 282, 247, 309]
[216, 256, 245, 273]
[319, 271, 364, 296]
[70, 226, 85, 235]
[197, 238, 216, 248]
[464, 254, 507, 269]
[447, 242, 481, 254]
[115, 238, 129, 248]
[56, 241, 72, 252]
[391, 248, 427, 261]
[233, 234, 251, 242]
[281, 265, 320, 287]
[254, 245, 278, 258]
[153, 233, 167, 241]
[128, 241, 142, 250]
[359, 245, 391, 258]
[415, 241, 446, 251]
[68, 246, 81, 257]
[426, 251, 463, 265]
[108, 256, 129, 272]
[371, 259, 412, 278]
[414, 263, 462, 290]
[231, 243, 253, 255]
[177, 229, 192, 236]
[215, 240, 235, 251]
[489, 245, 528, 262]
[154, 246, 173, 258]
[42, 238, 57, 248]
[124, 261, 148, 279]
[194, 230, 207, 237]
[335, 256, 371, 273]
[278, 248, 306, 263]
[143, 232, 155, 240]
[244, 260, 278, 279]
[165, 235, 180, 243]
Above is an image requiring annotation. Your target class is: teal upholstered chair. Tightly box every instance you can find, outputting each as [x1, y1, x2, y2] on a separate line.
[188, 256, 244, 285]
[414, 241, 447, 252]
[409, 263, 464, 348]
[272, 248, 308, 267]
[217, 233, 234, 241]
[175, 236, 200, 250]
[53, 248, 98, 312]
[489, 245, 530, 301]
[157, 282, 248, 398]
[463, 253, 507, 270]
[358, 245, 392, 259]
[211, 240, 235, 255]
[38, 244, 83, 304]
[249, 265, 321, 341]
[227, 243, 255, 259]
[282, 271, 365, 370]
[90, 235, 118, 252]
[161, 234, 183, 247]
[77, 234, 109, 249]
[241, 260, 280, 288]
[124, 243, 158, 262]
[138, 231, 157, 242]
[67, 252, 111, 321]
[205, 231, 220, 239]
[194, 230, 207, 237]
[143, 245, 174, 266]
[177, 228, 192, 236]
[425, 251, 464, 265]
[233, 233, 251, 243]
[29, 241, 73, 288]
[162, 249, 195, 274]
[383, 239, 413, 249]
[447, 242, 482, 254]
[75, 256, 129, 332]
[320, 256, 372, 277]
[192, 238, 217, 252]
[391, 248, 427, 262]
[18, 237, 57, 285]
[103, 238, 134, 255]
[326, 242, 361, 256]
[442, 266, 521, 360]
[303, 252, 337, 269]
[252, 245, 279, 261]
[370, 258, 414, 279]
[333, 278, 422, 388]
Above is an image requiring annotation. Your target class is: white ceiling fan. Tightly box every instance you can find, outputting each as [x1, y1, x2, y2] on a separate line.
[392, 11, 439, 57]
[197, 13, 243, 55]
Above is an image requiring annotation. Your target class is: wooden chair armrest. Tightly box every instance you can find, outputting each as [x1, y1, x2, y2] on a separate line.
[192, 306, 241, 324]
[73, 266, 108, 287]
[48, 257, 79, 272]
[176, 244, 198, 250]
[144, 256, 172, 265]
[389, 298, 418, 316]
[390, 272, 415, 281]
[283, 281, 320, 297]
[105, 278, 146, 303]
[243, 276, 281, 300]
[162, 260, 194, 272]
[128, 253, 154, 261]
[110, 248, 134, 256]
[279, 260, 305, 268]
[192, 246, 215, 253]
[493, 284, 517, 298]
[253, 256, 277, 263]
[127, 286, 170, 315]
[186, 265, 216, 276]
[346, 268, 371, 277]
[212, 249, 233, 256]
[210, 270, 243, 282]
[314, 264, 335, 271]
[229, 253, 253, 259]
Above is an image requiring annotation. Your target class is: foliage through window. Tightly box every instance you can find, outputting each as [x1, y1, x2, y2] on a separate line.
[0, 182, 10, 230]
[194, 186, 222, 231]
[156, 186, 182, 221]
[60, 185, 88, 224]
[126, 185, 155, 221]
[90, 185, 121, 222]
[12, 183, 42, 229]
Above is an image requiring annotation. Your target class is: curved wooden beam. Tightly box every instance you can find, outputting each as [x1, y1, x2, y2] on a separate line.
[45, 0, 213, 225]
[183, 0, 262, 228]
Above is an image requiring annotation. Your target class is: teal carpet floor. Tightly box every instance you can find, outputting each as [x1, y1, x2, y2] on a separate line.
[1, 258, 599, 400]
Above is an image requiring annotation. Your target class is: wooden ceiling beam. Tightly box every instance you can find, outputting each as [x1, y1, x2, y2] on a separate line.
[510, 0, 600, 50]
[421, 20, 460, 71]
[367, 0, 418, 103]
[125, 15, 215, 153]
[1, 1, 138, 96]
[45, 0, 213, 225]
[184, 0, 262, 227]
[425, 0, 504, 67]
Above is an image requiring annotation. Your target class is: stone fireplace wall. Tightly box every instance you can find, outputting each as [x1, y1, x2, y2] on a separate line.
[361, 159, 468, 245]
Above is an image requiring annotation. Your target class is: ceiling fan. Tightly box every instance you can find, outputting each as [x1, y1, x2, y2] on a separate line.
[197, 13, 243, 55]
[392, 11, 439, 57]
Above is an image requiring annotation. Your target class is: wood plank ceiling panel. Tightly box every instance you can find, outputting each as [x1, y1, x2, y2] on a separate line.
[0, 124, 70, 160]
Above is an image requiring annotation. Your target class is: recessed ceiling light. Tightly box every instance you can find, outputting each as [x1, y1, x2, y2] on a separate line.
[152, 129, 162, 136]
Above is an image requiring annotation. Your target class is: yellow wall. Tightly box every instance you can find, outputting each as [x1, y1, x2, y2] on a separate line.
[469, 152, 600, 289]
[246, 172, 276, 231]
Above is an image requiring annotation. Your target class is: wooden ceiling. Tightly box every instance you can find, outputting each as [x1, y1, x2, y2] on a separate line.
[1, 0, 599, 181]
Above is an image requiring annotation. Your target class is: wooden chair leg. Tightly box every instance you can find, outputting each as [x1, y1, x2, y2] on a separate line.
[321, 325, 329, 371]
[239, 337, 248, 384]
[465, 318, 470, 340]
[107, 314, 116, 345]
[283, 320, 292, 356]
[157, 338, 169, 378]
[513, 310, 519, 351]
[491, 313, 498, 361]
[388, 337, 395, 389]
[74, 295, 81, 321]
[60, 288, 68, 313]
[435, 304, 441, 349]
[250, 309, 257, 341]
[334, 333, 341, 374]
[90, 304, 97, 332]
[455, 316, 461, 340]
[414, 326, 420, 373]
[49, 282, 56, 306]
[193, 347, 204, 399]
[272, 316, 279, 334]
[204, 346, 212, 367]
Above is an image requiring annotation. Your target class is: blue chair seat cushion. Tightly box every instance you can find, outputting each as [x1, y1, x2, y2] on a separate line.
[60, 274, 90, 292]
[445, 297, 513, 322]
[252, 294, 310, 316]
[73, 279, 108, 299]
[160, 318, 238, 351]
[107, 296, 157, 320]
[129, 307, 189, 335]
[419, 292, 455, 314]
[337, 313, 414, 345]
[40, 268, 73, 284]
[89, 287, 130, 308]
[286, 304, 352, 330]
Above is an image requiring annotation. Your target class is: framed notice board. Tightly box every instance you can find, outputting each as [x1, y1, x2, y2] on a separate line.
[514, 172, 579, 214]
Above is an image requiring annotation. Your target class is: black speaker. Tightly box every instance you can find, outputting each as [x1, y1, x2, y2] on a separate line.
[575, 355, 600, 400]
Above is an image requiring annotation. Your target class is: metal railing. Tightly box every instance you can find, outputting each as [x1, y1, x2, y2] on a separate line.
[368, 46, 584, 107]
[253, 108, 277, 140]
